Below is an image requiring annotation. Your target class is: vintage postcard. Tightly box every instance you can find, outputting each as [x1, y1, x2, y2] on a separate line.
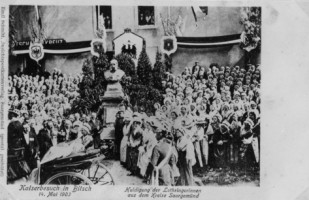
[0, 0, 309, 200]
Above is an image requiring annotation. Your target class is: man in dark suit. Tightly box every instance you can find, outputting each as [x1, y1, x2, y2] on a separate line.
[37, 120, 56, 160]
[7, 110, 32, 182]
[57, 119, 73, 143]
[8, 110, 24, 149]
[88, 112, 102, 149]
[114, 111, 124, 159]
[22, 122, 39, 169]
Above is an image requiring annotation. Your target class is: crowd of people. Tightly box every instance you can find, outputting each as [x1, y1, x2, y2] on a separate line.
[7, 61, 260, 186]
[7, 69, 103, 182]
[114, 62, 260, 186]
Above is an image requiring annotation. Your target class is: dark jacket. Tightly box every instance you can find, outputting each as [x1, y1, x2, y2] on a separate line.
[114, 117, 124, 145]
[8, 120, 24, 149]
[37, 128, 53, 160]
[151, 139, 174, 186]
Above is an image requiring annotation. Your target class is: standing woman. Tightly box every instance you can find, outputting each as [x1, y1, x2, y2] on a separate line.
[174, 124, 196, 186]
[114, 111, 125, 160]
[228, 113, 242, 170]
[154, 103, 162, 119]
[200, 116, 213, 167]
[192, 118, 205, 168]
[120, 112, 132, 166]
[239, 118, 256, 173]
[213, 120, 230, 169]
[127, 116, 143, 175]
[137, 117, 157, 178]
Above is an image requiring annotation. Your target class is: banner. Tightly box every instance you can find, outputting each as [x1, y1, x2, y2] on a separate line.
[12, 40, 92, 55]
[176, 34, 241, 48]
[12, 34, 241, 56]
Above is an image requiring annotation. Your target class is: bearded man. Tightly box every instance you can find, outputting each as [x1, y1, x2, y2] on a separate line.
[104, 59, 125, 99]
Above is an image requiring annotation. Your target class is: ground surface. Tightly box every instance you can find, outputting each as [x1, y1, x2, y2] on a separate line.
[102, 160, 144, 185]
[11, 159, 259, 186]
[102, 160, 259, 186]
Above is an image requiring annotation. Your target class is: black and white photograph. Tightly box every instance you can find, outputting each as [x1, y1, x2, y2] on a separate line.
[5, 5, 262, 187]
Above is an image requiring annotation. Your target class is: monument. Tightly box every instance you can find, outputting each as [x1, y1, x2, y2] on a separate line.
[100, 59, 125, 141]
[103, 59, 125, 100]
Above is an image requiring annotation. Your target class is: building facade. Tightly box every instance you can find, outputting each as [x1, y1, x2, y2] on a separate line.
[10, 5, 247, 75]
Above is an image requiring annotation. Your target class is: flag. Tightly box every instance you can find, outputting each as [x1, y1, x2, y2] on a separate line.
[35, 5, 42, 29]
[191, 6, 208, 23]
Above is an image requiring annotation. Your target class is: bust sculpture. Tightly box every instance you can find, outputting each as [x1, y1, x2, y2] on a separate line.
[103, 59, 125, 99]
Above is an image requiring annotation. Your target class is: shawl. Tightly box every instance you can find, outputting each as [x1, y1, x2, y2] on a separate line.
[176, 136, 196, 166]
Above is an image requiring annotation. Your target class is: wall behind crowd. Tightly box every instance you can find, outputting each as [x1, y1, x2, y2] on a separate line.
[9, 6, 249, 75]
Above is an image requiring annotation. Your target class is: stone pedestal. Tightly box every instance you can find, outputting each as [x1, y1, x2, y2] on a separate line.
[102, 82, 124, 101]
[99, 84, 124, 140]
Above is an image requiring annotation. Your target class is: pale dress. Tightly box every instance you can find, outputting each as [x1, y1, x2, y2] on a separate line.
[137, 129, 157, 176]
[120, 124, 131, 163]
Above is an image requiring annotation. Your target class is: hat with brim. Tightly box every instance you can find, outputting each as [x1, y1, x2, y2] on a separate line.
[244, 118, 254, 128]
[213, 114, 222, 122]
[9, 109, 19, 117]
[133, 116, 142, 124]
[164, 98, 172, 105]
[170, 109, 179, 117]
[132, 112, 140, 118]
[20, 110, 28, 114]
[173, 121, 186, 135]
[184, 118, 195, 128]
[250, 101, 257, 106]
[234, 91, 240, 97]
[220, 120, 230, 130]
[177, 92, 184, 98]
[146, 117, 158, 127]
[195, 118, 206, 124]
[81, 123, 91, 134]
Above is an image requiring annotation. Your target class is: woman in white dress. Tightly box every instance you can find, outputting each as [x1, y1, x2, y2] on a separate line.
[120, 113, 132, 165]
[137, 117, 157, 177]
